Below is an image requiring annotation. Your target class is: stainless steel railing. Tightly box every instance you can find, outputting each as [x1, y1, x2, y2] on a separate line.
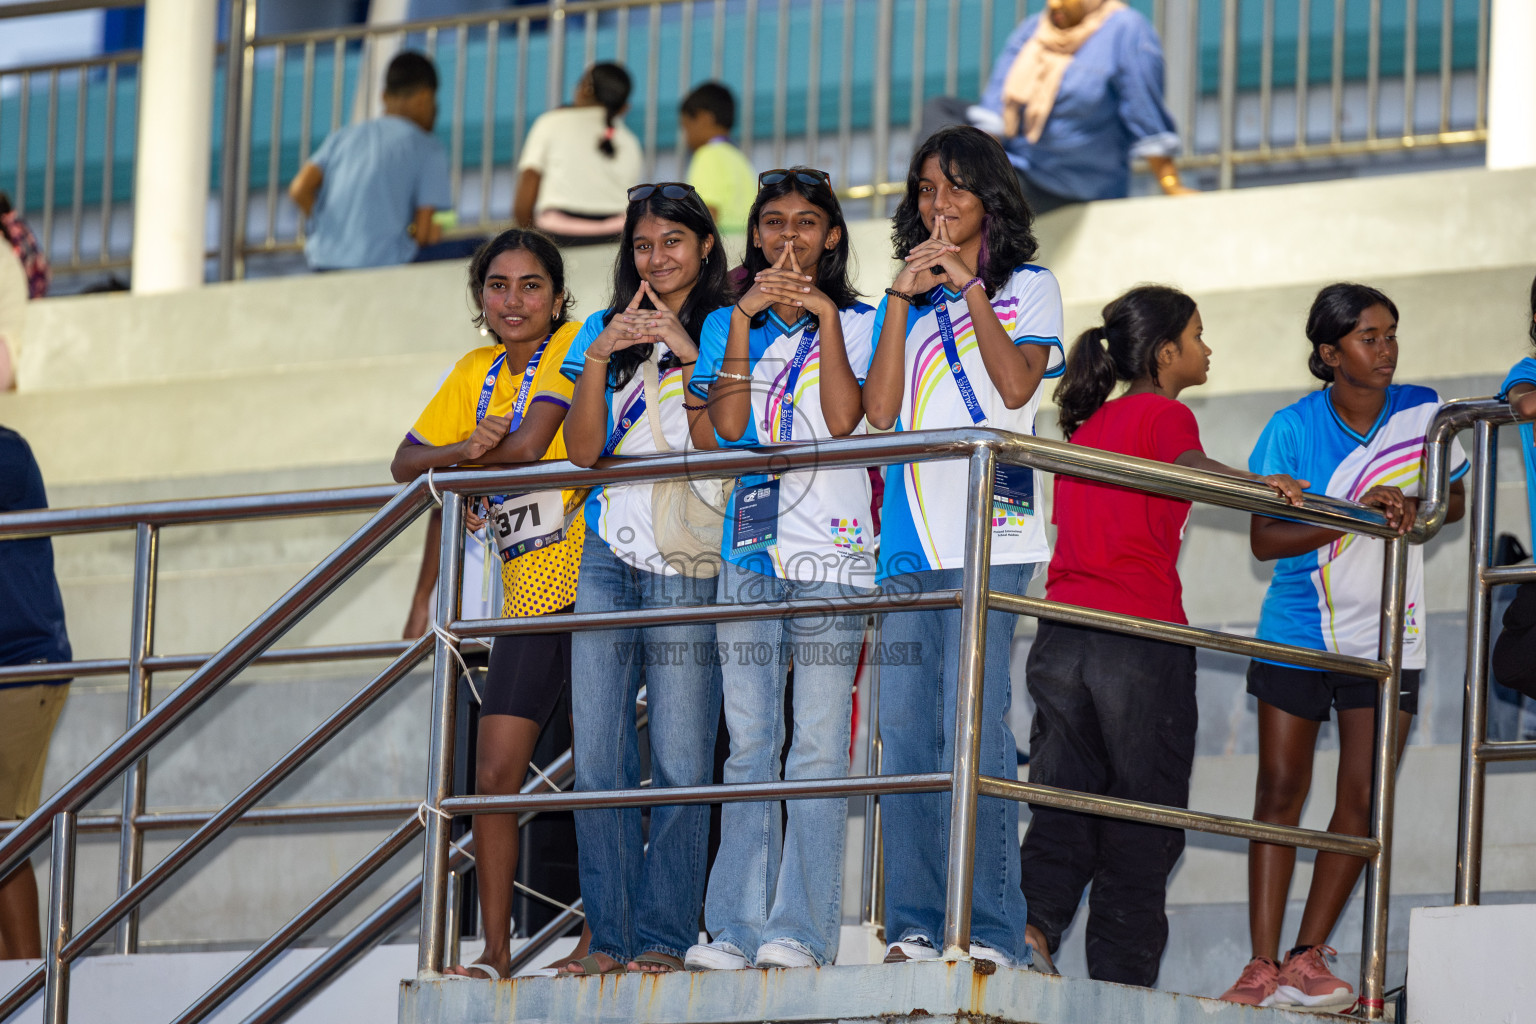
[1, 0, 1492, 278]
[0, 410, 1495, 1023]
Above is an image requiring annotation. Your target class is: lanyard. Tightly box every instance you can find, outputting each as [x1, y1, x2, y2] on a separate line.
[475, 337, 549, 432]
[933, 300, 987, 426]
[770, 326, 818, 442]
[602, 381, 649, 456]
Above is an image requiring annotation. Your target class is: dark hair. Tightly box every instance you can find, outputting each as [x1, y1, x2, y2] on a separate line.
[384, 51, 438, 96]
[0, 191, 11, 217]
[1528, 271, 1536, 349]
[1304, 282, 1399, 384]
[891, 125, 1037, 299]
[468, 228, 574, 332]
[588, 63, 632, 158]
[1054, 286, 1198, 439]
[601, 191, 729, 389]
[739, 168, 859, 315]
[680, 81, 736, 131]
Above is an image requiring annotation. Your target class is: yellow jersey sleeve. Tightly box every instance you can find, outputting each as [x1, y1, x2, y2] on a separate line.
[407, 347, 499, 447]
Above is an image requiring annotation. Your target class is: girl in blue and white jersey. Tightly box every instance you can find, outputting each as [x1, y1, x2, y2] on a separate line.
[1499, 274, 1536, 525]
[683, 167, 879, 971]
[558, 182, 729, 976]
[1222, 283, 1467, 1010]
[862, 125, 1065, 969]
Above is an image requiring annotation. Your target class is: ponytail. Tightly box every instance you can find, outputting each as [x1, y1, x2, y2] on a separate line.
[587, 62, 632, 159]
[1053, 285, 1198, 439]
[1055, 327, 1116, 439]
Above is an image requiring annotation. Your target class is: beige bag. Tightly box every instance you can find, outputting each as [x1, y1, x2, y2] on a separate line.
[640, 354, 729, 578]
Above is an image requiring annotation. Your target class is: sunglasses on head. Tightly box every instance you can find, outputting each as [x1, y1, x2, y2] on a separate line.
[758, 168, 833, 189]
[627, 182, 698, 204]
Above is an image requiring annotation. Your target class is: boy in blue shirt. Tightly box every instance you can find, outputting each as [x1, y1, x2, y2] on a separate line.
[288, 51, 452, 270]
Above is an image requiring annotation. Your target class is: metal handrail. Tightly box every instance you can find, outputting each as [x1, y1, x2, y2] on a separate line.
[0, 418, 1477, 1022]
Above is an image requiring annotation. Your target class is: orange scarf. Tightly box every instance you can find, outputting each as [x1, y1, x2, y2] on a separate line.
[1002, 0, 1126, 143]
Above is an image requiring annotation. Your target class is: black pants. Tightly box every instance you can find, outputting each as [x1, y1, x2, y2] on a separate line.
[917, 96, 1081, 216]
[1019, 620, 1197, 987]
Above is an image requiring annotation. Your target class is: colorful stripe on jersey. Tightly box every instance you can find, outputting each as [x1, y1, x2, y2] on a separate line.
[764, 325, 819, 442]
[907, 293, 1022, 430]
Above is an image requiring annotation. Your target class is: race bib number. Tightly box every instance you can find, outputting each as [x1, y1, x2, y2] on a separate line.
[490, 490, 565, 562]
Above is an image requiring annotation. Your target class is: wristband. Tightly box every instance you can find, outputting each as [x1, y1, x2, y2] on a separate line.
[734, 301, 754, 319]
[677, 359, 696, 367]
[961, 276, 985, 296]
[885, 287, 915, 304]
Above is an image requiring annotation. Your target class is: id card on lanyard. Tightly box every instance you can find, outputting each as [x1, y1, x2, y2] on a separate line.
[736, 324, 818, 556]
[933, 297, 1035, 519]
[480, 339, 567, 562]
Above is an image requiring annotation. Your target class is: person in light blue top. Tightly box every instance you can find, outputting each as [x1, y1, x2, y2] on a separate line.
[1499, 274, 1536, 541]
[920, 0, 1194, 213]
[288, 52, 452, 270]
[682, 168, 879, 972]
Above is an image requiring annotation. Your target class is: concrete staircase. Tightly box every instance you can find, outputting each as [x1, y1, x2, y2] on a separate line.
[2, 165, 1534, 991]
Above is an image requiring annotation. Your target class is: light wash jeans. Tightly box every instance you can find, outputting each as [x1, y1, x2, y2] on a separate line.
[701, 559, 872, 965]
[570, 533, 722, 963]
[877, 562, 1034, 965]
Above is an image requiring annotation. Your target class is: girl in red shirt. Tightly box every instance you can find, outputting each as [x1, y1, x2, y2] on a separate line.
[1019, 285, 1303, 984]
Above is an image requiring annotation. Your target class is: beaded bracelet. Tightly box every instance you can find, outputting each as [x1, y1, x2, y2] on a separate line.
[584, 351, 608, 363]
[961, 276, 985, 296]
[715, 370, 753, 381]
[683, 400, 709, 411]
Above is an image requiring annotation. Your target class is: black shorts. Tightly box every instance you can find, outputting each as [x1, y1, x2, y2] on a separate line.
[1246, 660, 1421, 722]
[481, 605, 573, 728]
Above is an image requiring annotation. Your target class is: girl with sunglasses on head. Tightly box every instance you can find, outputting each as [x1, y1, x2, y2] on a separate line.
[862, 124, 1065, 969]
[390, 229, 591, 980]
[683, 167, 880, 971]
[557, 181, 730, 976]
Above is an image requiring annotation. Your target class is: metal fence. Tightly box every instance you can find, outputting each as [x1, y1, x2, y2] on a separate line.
[0, 0, 1493, 279]
[0, 398, 1509, 1023]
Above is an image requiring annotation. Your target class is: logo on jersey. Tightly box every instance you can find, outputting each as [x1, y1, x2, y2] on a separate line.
[1405, 601, 1420, 637]
[831, 518, 866, 552]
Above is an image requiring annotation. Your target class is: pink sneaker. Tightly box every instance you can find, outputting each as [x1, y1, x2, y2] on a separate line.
[1219, 957, 1280, 1006]
[1274, 945, 1354, 1009]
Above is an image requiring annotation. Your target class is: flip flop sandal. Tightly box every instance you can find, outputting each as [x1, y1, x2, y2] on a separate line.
[442, 961, 509, 981]
[630, 951, 685, 973]
[561, 954, 627, 976]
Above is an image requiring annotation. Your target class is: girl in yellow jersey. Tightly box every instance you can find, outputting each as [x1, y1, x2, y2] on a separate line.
[390, 228, 587, 980]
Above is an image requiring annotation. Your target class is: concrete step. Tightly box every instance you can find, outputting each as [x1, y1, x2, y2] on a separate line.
[398, 959, 1352, 1024]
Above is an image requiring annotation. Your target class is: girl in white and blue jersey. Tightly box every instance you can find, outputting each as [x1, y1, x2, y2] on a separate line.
[1498, 274, 1536, 539]
[683, 168, 879, 971]
[1221, 284, 1467, 1010]
[862, 126, 1065, 969]
[558, 183, 729, 977]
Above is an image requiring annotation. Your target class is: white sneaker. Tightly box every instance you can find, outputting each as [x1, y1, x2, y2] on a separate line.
[755, 940, 818, 969]
[883, 938, 941, 964]
[969, 942, 1012, 967]
[684, 940, 750, 971]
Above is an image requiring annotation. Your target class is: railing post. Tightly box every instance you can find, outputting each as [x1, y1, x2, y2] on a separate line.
[217, 0, 257, 282]
[1358, 534, 1408, 1019]
[860, 617, 884, 928]
[548, 0, 567, 114]
[941, 445, 996, 956]
[871, 0, 893, 216]
[1455, 420, 1497, 904]
[43, 811, 77, 1024]
[116, 523, 159, 954]
[1217, 0, 1239, 189]
[417, 490, 466, 975]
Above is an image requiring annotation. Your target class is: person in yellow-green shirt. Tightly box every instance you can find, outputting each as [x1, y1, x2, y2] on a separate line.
[680, 82, 756, 237]
[390, 228, 589, 980]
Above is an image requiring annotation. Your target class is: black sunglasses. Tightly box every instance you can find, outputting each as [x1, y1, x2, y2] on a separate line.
[758, 168, 833, 189]
[627, 182, 698, 203]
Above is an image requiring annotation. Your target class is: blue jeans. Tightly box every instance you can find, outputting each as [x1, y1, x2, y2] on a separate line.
[702, 560, 871, 964]
[877, 563, 1034, 964]
[570, 533, 722, 962]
